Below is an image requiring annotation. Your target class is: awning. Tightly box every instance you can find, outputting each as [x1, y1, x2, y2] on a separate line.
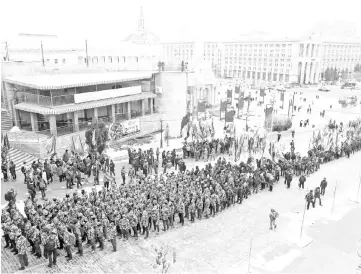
[4, 71, 153, 90]
[14, 92, 156, 115]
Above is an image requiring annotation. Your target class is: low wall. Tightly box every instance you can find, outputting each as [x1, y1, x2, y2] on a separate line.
[9, 114, 162, 158]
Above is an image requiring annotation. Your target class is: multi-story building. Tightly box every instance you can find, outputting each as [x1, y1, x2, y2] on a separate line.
[161, 38, 361, 84]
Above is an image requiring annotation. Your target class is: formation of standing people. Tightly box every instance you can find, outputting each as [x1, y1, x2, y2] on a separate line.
[2, 119, 361, 271]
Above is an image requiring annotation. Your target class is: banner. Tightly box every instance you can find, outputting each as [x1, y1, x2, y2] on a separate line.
[45, 135, 56, 155]
[108, 118, 141, 140]
[74, 86, 141, 103]
[227, 89, 233, 104]
[260, 88, 266, 97]
[235, 86, 240, 94]
[280, 91, 285, 102]
[225, 109, 235, 123]
[238, 91, 245, 110]
[264, 105, 273, 131]
[197, 99, 206, 113]
[220, 100, 227, 111]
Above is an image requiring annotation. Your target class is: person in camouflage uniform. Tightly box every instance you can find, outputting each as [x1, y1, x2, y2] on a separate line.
[16, 229, 29, 270]
[73, 219, 83, 256]
[168, 202, 175, 228]
[31, 226, 42, 258]
[196, 196, 203, 220]
[87, 223, 96, 251]
[9, 224, 19, 254]
[108, 221, 117, 251]
[189, 201, 196, 223]
[45, 229, 60, 268]
[128, 210, 138, 239]
[161, 203, 169, 231]
[63, 228, 73, 261]
[151, 205, 160, 232]
[96, 222, 105, 250]
[120, 215, 130, 240]
[141, 209, 149, 239]
[41, 227, 49, 259]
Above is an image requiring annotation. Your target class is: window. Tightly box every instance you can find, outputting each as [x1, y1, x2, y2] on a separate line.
[54, 59, 58, 64]
[62, 59, 66, 64]
[46, 59, 50, 63]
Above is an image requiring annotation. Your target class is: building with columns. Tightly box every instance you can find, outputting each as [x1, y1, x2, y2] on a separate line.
[3, 72, 157, 137]
[161, 37, 361, 84]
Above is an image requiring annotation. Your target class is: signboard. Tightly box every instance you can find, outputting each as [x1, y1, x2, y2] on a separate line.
[108, 118, 140, 140]
[74, 86, 141, 104]
[155, 86, 163, 95]
[226, 89, 233, 104]
[264, 105, 273, 132]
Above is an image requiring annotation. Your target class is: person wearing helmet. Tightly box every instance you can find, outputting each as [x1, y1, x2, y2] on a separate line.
[45, 229, 60, 268]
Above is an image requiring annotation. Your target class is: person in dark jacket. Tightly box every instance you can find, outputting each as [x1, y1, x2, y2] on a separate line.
[320, 178, 327, 195]
[305, 190, 315, 210]
[314, 187, 322, 206]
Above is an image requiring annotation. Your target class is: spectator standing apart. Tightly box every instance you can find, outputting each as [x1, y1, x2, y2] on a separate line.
[299, 174, 306, 189]
[269, 209, 279, 230]
[305, 190, 315, 210]
[314, 187, 322, 206]
[320, 178, 327, 195]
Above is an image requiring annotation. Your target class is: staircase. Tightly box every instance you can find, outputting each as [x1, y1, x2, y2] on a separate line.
[1, 109, 13, 132]
[7, 147, 39, 172]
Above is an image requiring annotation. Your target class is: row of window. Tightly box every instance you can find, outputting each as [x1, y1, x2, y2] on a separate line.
[46, 59, 66, 64]
[78, 55, 157, 64]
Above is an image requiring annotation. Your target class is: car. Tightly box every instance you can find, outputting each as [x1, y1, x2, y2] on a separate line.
[341, 82, 357, 89]
[284, 84, 291, 89]
[289, 82, 301, 88]
[318, 86, 331, 92]
[277, 86, 286, 92]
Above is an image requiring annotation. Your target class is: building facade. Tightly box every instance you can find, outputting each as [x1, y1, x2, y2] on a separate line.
[161, 38, 361, 84]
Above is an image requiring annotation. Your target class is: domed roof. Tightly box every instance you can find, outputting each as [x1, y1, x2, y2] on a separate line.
[125, 30, 160, 45]
[124, 7, 160, 45]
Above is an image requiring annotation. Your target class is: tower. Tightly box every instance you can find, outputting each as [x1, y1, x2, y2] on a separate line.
[138, 6, 145, 30]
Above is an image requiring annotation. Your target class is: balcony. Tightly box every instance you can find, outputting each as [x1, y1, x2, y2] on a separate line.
[17, 92, 74, 107]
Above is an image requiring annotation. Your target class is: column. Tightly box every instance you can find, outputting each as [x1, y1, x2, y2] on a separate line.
[49, 115, 57, 136]
[73, 111, 79, 132]
[149, 98, 153, 114]
[13, 107, 20, 128]
[93, 107, 98, 123]
[141, 99, 145, 116]
[111, 104, 116, 122]
[30, 112, 38, 132]
[127, 101, 131, 119]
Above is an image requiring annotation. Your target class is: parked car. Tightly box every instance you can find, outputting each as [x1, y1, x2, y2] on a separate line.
[318, 86, 331, 92]
[290, 82, 301, 88]
[277, 85, 286, 92]
[284, 84, 291, 89]
[341, 82, 357, 89]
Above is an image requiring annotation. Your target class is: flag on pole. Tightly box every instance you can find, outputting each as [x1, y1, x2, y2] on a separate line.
[92, 130, 96, 146]
[45, 135, 56, 155]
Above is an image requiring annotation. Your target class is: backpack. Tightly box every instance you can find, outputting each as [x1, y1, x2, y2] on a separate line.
[46, 237, 56, 250]
[68, 233, 76, 246]
[4, 191, 12, 201]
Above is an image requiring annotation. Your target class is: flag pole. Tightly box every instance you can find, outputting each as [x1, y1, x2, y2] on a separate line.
[247, 237, 253, 273]
[331, 179, 339, 214]
[300, 200, 307, 239]
[41, 41, 45, 67]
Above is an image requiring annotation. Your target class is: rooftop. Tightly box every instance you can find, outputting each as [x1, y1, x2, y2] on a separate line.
[3, 71, 153, 90]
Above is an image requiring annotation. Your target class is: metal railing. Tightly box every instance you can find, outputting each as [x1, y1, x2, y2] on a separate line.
[115, 113, 129, 122]
[17, 92, 75, 107]
[57, 125, 74, 136]
[131, 110, 142, 118]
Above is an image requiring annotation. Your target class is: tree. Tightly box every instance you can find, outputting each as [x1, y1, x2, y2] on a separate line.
[85, 122, 109, 154]
[354, 64, 361, 72]
[324, 67, 332, 81]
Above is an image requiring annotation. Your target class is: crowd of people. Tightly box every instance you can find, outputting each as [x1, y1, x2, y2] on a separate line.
[2, 118, 361, 271]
